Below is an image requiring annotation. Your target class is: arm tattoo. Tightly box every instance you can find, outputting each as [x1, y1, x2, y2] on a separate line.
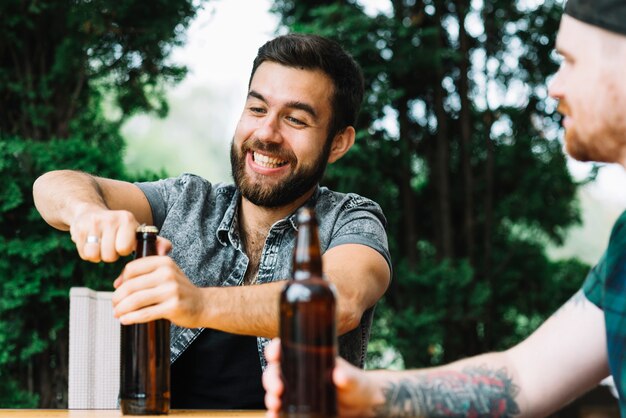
[374, 365, 520, 417]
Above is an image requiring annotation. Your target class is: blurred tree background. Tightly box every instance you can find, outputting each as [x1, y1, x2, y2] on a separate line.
[269, 0, 589, 370]
[0, 0, 598, 410]
[0, 0, 203, 407]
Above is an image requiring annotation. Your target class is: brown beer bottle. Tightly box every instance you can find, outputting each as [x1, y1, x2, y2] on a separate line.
[120, 225, 170, 415]
[279, 206, 338, 418]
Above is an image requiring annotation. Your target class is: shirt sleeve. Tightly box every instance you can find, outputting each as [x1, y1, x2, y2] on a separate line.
[134, 174, 201, 230]
[582, 252, 606, 309]
[583, 209, 626, 309]
[327, 194, 392, 276]
[135, 178, 174, 230]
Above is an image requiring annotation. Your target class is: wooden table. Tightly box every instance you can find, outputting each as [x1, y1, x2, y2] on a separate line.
[0, 410, 265, 417]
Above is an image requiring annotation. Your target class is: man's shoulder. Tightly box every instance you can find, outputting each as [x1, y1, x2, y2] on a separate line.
[314, 187, 391, 270]
[316, 186, 384, 212]
[171, 173, 233, 191]
[614, 209, 626, 228]
[586, 210, 626, 312]
[137, 174, 238, 223]
[315, 187, 387, 227]
[600, 209, 626, 269]
[608, 209, 626, 246]
[144, 173, 236, 199]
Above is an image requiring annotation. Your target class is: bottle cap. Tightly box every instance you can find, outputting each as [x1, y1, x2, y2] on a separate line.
[136, 224, 159, 234]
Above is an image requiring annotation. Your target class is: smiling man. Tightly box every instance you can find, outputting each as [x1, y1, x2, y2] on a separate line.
[33, 34, 391, 409]
[262, 1, 626, 417]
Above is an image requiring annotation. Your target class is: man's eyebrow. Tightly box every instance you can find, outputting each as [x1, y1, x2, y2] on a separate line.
[286, 101, 318, 120]
[247, 89, 318, 120]
[248, 90, 267, 103]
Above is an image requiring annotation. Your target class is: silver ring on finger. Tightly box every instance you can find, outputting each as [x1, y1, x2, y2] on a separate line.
[86, 235, 100, 244]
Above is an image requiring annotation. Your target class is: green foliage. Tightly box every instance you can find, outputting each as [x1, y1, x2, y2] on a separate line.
[0, 136, 132, 407]
[0, 379, 38, 409]
[271, 0, 591, 368]
[0, 0, 199, 140]
[0, 0, 203, 407]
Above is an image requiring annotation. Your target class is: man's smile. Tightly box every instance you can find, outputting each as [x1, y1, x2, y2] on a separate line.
[252, 151, 289, 169]
[246, 150, 292, 176]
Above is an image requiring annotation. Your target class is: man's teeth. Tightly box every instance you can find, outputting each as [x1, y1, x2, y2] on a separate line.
[253, 152, 288, 168]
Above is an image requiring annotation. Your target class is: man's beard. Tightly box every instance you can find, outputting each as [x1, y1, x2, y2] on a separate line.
[230, 138, 332, 208]
[559, 100, 623, 163]
[564, 130, 592, 162]
[558, 100, 593, 162]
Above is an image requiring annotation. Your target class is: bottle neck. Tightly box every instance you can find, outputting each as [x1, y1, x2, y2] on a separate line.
[293, 270, 323, 281]
[135, 232, 158, 259]
[292, 221, 323, 280]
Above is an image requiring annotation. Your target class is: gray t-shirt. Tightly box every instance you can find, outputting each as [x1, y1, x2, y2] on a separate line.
[136, 173, 392, 369]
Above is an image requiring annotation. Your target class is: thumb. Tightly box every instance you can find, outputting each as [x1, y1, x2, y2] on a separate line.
[265, 338, 281, 362]
[333, 357, 361, 390]
[156, 236, 172, 255]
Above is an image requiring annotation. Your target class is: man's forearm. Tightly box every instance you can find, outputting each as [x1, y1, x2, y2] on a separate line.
[198, 279, 365, 338]
[373, 365, 521, 418]
[33, 170, 107, 230]
[199, 281, 285, 338]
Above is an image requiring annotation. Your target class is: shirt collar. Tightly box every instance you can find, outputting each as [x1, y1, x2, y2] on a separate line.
[286, 185, 321, 231]
[216, 189, 241, 247]
[215, 185, 322, 245]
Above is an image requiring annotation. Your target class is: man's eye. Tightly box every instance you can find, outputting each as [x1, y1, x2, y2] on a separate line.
[250, 107, 266, 114]
[287, 116, 306, 126]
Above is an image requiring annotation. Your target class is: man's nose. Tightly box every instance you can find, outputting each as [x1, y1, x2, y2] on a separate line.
[255, 114, 282, 143]
[547, 69, 564, 99]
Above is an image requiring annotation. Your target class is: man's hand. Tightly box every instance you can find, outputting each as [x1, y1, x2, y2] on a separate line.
[69, 204, 140, 263]
[111, 251, 206, 329]
[263, 339, 385, 418]
[33, 170, 154, 262]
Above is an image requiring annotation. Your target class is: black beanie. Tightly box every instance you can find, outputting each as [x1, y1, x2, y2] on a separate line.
[565, 0, 626, 37]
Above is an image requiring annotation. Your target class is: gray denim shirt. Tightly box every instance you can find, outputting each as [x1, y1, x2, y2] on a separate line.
[136, 173, 391, 370]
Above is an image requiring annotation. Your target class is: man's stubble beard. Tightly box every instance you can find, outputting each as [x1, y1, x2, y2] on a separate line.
[230, 137, 333, 208]
[563, 110, 626, 164]
[561, 74, 626, 164]
[564, 127, 592, 162]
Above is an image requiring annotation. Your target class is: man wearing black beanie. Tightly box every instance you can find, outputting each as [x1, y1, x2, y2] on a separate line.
[263, 1, 626, 416]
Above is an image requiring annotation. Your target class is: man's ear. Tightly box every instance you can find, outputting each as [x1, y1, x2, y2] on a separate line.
[327, 126, 356, 164]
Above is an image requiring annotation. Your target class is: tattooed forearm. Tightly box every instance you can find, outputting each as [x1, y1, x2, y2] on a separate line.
[374, 365, 520, 417]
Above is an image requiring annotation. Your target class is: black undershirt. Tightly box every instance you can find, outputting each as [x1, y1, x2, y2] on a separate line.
[170, 329, 265, 409]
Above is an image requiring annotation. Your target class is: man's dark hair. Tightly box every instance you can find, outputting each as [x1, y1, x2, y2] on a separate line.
[249, 33, 365, 141]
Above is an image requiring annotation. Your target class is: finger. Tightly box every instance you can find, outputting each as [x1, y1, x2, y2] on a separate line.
[113, 282, 166, 319]
[265, 338, 281, 362]
[112, 270, 163, 306]
[156, 237, 172, 255]
[116, 278, 178, 324]
[72, 212, 104, 262]
[116, 220, 138, 257]
[264, 392, 282, 415]
[333, 357, 358, 389]
[100, 224, 120, 263]
[118, 302, 166, 325]
[113, 276, 123, 289]
[82, 232, 102, 263]
[262, 363, 284, 394]
[69, 224, 85, 257]
[120, 256, 173, 280]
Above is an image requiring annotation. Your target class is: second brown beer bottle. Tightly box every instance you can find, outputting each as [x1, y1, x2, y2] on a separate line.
[279, 206, 338, 418]
[120, 225, 171, 415]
